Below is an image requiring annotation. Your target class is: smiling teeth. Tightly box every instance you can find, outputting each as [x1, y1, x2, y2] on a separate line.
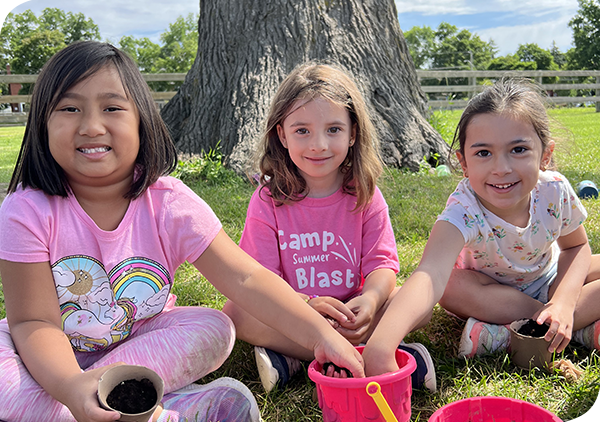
[78, 147, 110, 154]
[493, 183, 515, 189]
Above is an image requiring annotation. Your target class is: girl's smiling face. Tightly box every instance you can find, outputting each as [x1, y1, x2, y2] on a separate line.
[457, 112, 554, 225]
[277, 97, 355, 198]
[47, 65, 140, 192]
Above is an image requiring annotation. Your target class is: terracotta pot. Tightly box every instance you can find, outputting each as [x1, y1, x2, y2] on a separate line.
[509, 319, 553, 370]
[97, 365, 164, 422]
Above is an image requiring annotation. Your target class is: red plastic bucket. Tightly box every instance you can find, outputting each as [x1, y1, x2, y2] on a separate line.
[308, 346, 416, 422]
[428, 396, 562, 422]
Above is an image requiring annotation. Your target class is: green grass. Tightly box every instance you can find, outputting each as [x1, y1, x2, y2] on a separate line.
[1, 106, 599, 420]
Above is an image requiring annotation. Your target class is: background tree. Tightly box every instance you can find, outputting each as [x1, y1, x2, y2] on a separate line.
[118, 13, 198, 91]
[0, 8, 99, 97]
[403, 25, 435, 69]
[568, 0, 600, 70]
[161, 0, 448, 174]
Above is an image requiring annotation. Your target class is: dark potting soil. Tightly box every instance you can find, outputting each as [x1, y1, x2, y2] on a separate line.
[106, 378, 157, 414]
[322, 362, 353, 378]
[517, 319, 550, 338]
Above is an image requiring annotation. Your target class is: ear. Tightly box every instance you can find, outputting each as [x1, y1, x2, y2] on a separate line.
[349, 124, 357, 146]
[456, 151, 468, 177]
[540, 140, 555, 171]
[277, 124, 288, 149]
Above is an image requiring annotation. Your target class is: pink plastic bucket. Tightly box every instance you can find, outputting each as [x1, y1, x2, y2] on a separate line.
[428, 396, 562, 422]
[308, 346, 416, 422]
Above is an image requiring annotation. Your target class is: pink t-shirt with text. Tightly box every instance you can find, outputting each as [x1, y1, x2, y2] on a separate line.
[239, 186, 399, 301]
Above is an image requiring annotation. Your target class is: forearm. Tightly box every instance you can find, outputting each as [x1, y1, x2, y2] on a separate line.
[360, 268, 396, 311]
[365, 271, 440, 357]
[10, 320, 83, 405]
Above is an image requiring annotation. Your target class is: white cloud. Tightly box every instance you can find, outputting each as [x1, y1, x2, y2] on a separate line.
[477, 11, 574, 55]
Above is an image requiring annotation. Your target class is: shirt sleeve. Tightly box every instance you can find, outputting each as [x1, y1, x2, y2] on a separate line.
[556, 173, 588, 237]
[238, 188, 283, 277]
[162, 179, 223, 265]
[0, 190, 51, 263]
[360, 188, 400, 276]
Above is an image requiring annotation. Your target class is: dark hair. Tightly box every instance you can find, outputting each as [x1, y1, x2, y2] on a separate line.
[8, 41, 177, 199]
[449, 78, 555, 170]
[258, 63, 382, 210]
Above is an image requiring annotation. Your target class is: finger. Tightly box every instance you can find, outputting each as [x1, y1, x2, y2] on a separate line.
[544, 321, 560, 342]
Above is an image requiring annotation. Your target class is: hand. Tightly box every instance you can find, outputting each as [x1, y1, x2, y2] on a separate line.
[313, 333, 365, 379]
[335, 295, 377, 344]
[308, 296, 356, 327]
[62, 363, 124, 422]
[533, 301, 574, 353]
[361, 343, 399, 377]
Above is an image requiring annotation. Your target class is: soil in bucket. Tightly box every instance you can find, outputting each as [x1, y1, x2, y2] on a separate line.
[106, 378, 158, 414]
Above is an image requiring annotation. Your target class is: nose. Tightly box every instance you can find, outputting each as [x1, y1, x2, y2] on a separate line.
[491, 154, 512, 175]
[78, 110, 106, 137]
[309, 132, 328, 151]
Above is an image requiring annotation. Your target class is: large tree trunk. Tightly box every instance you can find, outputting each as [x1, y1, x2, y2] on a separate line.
[161, 0, 448, 174]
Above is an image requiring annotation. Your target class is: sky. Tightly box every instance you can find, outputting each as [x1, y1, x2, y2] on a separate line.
[0, 0, 580, 57]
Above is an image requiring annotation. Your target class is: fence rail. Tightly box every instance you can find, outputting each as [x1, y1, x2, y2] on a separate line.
[1, 70, 599, 124]
[415, 69, 600, 110]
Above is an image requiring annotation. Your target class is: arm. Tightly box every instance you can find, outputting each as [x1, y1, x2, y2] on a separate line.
[0, 260, 120, 422]
[335, 268, 396, 344]
[361, 221, 465, 376]
[193, 229, 365, 377]
[534, 225, 591, 353]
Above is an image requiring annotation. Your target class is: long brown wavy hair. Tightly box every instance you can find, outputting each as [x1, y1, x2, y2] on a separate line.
[258, 63, 382, 210]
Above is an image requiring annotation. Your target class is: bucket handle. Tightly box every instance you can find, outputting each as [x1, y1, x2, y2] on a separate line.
[366, 381, 399, 422]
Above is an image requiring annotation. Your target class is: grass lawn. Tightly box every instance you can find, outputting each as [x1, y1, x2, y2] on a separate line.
[0, 106, 599, 421]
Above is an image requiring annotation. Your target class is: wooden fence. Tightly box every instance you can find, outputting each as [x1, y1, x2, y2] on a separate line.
[1, 69, 599, 124]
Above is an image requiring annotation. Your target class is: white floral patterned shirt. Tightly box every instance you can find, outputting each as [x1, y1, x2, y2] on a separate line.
[437, 171, 587, 292]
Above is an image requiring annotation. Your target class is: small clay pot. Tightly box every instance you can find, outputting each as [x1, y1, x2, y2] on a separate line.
[509, 318, 553, 370]
[98, 365, 164, 422]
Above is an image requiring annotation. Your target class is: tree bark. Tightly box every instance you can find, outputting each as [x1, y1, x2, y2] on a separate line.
[161, 0, 448, 174]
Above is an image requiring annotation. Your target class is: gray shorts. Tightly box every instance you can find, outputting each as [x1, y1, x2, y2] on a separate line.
[520, 262, 558, 304]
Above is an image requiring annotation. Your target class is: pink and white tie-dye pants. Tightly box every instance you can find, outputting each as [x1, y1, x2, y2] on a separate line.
[0, 306, 235, 422]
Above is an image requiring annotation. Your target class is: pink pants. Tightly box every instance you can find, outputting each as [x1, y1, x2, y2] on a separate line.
[0, 306, 235, 422]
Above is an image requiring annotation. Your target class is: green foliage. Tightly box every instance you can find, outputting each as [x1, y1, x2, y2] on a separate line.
[118, 13, 198, 91]
[568, 0, 600, 70]
[404, 22, 497, 71]
[172, 143, 239, 186]
[0, 8, 100, 82]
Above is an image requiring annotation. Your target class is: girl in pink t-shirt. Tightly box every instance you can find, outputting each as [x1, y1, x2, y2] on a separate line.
[222, 63, 436, 393]
[0, 42, 365, 422]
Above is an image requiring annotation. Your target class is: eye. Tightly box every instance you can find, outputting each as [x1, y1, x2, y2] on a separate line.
[295, 128, 308, 135]
[512, 146, 528, 154]
[58, 106, 79, 113]
[328, 127, 341, 134]
[475, 150, 491, 158]
[105, 106, 123, 112]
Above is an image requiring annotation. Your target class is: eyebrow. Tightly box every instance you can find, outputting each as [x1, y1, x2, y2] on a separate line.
[59, 92, 129, 102]
[288, 120, 349, 127]
[469, 138, 532, 148]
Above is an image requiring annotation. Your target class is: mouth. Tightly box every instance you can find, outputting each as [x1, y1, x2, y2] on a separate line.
[489, 182, 518, 190]
[77, 146, 111, 154]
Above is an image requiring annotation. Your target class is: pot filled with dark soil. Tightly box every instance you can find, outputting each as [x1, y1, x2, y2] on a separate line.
[509, 318, 553, 370]
[98, 365, 164, 422]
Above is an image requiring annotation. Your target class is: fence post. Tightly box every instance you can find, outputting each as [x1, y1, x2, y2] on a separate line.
[597, 76, 600, 113]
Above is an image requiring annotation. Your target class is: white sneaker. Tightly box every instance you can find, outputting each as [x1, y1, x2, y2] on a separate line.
[254, 346, 302, 393]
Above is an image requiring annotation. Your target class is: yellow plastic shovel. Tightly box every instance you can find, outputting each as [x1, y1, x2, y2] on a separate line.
[366, 381, 398, 422]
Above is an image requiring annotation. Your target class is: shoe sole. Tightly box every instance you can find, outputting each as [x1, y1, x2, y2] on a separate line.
[170, 377, 262, 422]
[458, 317, 480, 358]
[400, 343, 437, 392]
[254, 346, 279, 393]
